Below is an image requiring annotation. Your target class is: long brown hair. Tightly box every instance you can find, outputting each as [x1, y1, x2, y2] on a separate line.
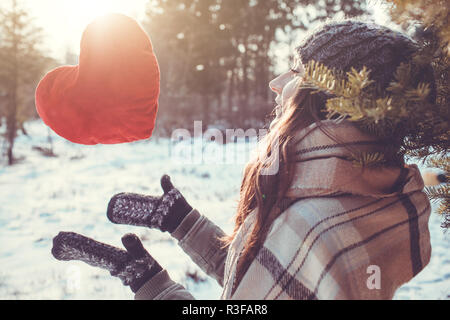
[221, 87, 334, 290]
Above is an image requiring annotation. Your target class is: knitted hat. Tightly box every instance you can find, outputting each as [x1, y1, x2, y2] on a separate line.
[295, 19, 436, 102]
[35, 13, 160, 145]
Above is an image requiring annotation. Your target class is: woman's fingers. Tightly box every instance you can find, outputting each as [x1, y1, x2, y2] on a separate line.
[107, 192, 158, 226]
[51, 231, 128, 272]
[51, 231, 75, 261]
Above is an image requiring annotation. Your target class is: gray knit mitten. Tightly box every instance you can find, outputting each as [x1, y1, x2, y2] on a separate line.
[107, 175, 193, 233]
[51, 232, 162, 293]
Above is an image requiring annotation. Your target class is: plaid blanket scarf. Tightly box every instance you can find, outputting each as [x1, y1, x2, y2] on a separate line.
[221, 120, 432, 300]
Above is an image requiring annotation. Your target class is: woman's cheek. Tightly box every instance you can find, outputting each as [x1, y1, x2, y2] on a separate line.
[281, 79, 298, 107]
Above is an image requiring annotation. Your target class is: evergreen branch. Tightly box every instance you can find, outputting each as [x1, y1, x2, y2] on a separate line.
[424, 184, 449, 203]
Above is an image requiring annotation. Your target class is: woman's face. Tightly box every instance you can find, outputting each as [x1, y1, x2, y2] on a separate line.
[268, 57, 304, 128]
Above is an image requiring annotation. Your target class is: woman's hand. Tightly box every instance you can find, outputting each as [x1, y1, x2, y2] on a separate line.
[51, 232, 162, 293]
[107, 175, 193, 233]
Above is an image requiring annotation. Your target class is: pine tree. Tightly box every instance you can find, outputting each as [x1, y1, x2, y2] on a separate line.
[384, 0, 449, 230]
[0, 0, 48, 165]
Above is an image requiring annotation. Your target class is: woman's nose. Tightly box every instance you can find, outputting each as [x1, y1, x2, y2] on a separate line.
[269, 78, 283, 95]
[269, 71, 292, 95]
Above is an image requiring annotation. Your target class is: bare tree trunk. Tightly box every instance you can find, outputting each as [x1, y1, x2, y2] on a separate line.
[7, 0, 18, 165]
[240, 37, 249, 128]
[227, 68, 235, 124]
[215, 87, 223, 120]
[6, 111, 16, 165]
[202, 94, 210, 129]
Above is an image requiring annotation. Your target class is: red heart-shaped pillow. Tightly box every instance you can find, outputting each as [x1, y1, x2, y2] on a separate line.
[35, 13, 160, 145]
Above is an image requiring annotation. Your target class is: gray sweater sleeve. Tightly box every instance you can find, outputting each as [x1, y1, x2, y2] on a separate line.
[134, 209, 229, 300]
[135, 270, 195, 300]
[171, 209, 228, 287]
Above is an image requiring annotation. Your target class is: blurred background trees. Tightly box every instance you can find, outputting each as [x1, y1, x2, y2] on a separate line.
[143, 0, 367, 133]
[0, 0, 51, 165]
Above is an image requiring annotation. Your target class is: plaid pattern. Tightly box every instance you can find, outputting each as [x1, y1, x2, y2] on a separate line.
[221, 120, 431, 300]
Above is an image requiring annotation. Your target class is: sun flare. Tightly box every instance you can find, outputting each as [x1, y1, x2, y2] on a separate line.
[32, 0, 148, 59]
[61, 0, 128, 23]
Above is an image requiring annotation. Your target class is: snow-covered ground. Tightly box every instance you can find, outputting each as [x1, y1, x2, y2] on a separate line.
[0, 120, 448, 300]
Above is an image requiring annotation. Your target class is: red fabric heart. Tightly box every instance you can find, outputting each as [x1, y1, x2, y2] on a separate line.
[35, 14, 160, 145]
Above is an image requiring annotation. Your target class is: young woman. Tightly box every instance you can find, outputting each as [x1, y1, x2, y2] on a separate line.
[52, 19, 435, 299]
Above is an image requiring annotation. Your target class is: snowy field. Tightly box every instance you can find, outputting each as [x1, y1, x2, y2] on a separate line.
[0, 120, 448, 300]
